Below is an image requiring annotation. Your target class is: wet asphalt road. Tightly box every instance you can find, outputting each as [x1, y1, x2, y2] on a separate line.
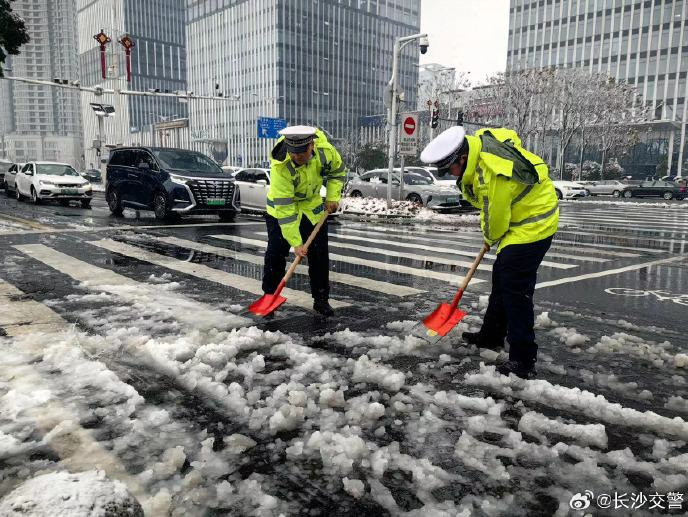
[0, 189, 687, 516]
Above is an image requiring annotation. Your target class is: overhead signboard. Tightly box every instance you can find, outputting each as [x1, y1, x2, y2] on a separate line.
[399, 113, 419, 156]
[257, 116, 288, 139]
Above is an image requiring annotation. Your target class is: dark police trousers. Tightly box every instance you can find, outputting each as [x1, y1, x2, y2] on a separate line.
[479, 236, 553, 366]
[262, 214, 329, 301]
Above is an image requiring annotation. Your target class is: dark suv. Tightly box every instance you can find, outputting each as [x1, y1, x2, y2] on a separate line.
[106, 147, 240, 221]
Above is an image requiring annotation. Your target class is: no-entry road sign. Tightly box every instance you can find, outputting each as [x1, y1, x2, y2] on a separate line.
[399, 113, 419, 156]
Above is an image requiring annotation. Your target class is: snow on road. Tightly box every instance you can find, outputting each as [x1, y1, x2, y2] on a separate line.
[1, 264, 686, 516]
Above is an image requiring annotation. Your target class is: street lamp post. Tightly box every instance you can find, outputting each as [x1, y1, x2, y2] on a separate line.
[386, 33, 428, 208]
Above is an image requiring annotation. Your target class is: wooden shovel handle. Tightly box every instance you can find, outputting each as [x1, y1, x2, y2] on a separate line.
[461, 243, 489, 291]
[450, 243, 490, 309]
[283, 213, 329, 284]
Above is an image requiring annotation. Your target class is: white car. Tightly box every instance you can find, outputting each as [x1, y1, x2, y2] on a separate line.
[553, 180, 588, 200]
[583, 179, 629, 197]
[16, 161, 93, 207]
[234, 167, 331, 212]
[4, 163, 24, 196]
[221, 165, 243, 176]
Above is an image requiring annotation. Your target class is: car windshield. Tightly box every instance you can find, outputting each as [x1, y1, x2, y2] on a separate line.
[36, 164, 80, 176]
[152, 150, 222, 173]
[405, 167, 433, 179]
[397, 174, 433, 186]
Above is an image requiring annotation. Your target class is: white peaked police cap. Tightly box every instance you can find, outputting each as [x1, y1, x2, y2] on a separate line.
[279, 125, 317, 153]
[420, 126, 467, 172]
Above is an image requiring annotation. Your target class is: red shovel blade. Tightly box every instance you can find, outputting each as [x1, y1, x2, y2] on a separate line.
[423, 303, 467, 337]
[249, 293, 288, 317]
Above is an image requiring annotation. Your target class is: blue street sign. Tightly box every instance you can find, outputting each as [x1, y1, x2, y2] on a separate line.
[257, 117, 288, 139]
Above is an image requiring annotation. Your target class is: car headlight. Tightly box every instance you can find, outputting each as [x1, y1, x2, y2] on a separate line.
[40, 180, 56, 186]
[170, 174, 188, 185]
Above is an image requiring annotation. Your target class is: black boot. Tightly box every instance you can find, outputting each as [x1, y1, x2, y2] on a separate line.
[497, 360, 536, 379]
[313, 300, 334, 317]
[462, 331, 503, 351]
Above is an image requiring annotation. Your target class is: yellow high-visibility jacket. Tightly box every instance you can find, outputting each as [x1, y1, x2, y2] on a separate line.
[267, 129, 346, 247]
[460, 127, 559, 253]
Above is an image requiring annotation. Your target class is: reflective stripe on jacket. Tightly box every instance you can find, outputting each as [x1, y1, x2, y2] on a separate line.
[267, 128, 346, 247]
[460, 127, 559, 253]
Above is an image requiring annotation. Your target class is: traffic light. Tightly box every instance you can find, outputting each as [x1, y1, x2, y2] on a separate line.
[431, 108, 439, 129]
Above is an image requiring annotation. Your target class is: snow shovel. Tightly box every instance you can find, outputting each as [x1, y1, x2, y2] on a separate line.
[249, 213, 329, 317]
[423, 243, 490, 337]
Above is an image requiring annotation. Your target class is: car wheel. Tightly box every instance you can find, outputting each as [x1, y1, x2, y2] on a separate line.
[349, 190, 363, 198]
[5, 186, 13, 197]
[623, 190, 633, 198]
[218, 211, 236, 222]
[406, 193, 423, 206]
[107, 187, 124, 215]
[15, 186, 24, 201]
[555, 189, 563, 200]
[663, 191, 673, 200]
[612, 190, 621, 198]
[80, 199, 91, 209]
[31, 187, 41, 205]
[153, 191, 172, 220]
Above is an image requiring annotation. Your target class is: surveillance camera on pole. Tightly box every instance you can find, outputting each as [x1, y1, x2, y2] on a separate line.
[419, 36, 429, 55]
[90, 103, 115, 185]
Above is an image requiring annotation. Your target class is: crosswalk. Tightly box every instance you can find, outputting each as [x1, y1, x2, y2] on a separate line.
[0, 202, 684, 321]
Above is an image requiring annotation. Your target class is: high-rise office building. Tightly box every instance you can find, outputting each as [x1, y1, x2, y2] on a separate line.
[507, 0, 687, 176]
[76, 0, 187, 167]
[0, 0, 83, 165]
[186, 0, 421, 167]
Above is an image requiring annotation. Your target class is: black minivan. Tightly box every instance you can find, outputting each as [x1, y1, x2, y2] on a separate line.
[106, 147, 240, 221]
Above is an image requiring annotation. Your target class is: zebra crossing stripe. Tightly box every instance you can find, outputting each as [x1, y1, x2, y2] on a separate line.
[88, 239, 351, 311]
[14, 243, 253, 328]
[0, 277, 66, 336]
[343, 223, 645, 258]
[149, 235, 423, 297]
[208, 234, 486, 286]
[255, 232, 576, 270]
[332, 228, 608, 264]
[0, 277, 151, 509]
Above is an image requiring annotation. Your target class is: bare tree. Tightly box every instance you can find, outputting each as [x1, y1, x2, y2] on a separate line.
[588, 79, 650, 180]
[481, 69, 552, 142]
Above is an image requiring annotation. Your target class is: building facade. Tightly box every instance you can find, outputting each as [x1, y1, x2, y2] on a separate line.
[186, 0, 421, 167]
[0, 0, 82, 165]
[507, 0, 688, 176]
[76, 0, 187, 167]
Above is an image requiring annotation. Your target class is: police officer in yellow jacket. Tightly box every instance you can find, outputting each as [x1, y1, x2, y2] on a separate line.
[421, 126, 559, 378]
[262, 125, 346, 316]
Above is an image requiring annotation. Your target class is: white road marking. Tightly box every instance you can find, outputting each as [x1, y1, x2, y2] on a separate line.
[89, 239, 350, 311]
[0, 220, 264, 236]
[14, 243, 253, 328]
[216, 233, 499, 272]
[535, 255, 687, 289]
[335, 227, 609, 263]
[344, 223, 647, 257]
[209, 234, 485, 286]
[151, 235, 423, 297]
[0, 278, 151, 510]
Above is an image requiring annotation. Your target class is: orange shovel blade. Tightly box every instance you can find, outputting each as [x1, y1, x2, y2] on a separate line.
[423, 303, 467, 337]
[249, 293, 288, 317]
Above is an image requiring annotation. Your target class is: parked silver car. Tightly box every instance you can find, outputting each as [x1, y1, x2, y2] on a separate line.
[346, 170, 463, 210]
[582, 180, 629, 197]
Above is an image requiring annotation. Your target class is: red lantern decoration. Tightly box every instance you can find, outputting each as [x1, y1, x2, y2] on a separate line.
[93, 30, 111, 80]
[118, 35, 136, 83]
